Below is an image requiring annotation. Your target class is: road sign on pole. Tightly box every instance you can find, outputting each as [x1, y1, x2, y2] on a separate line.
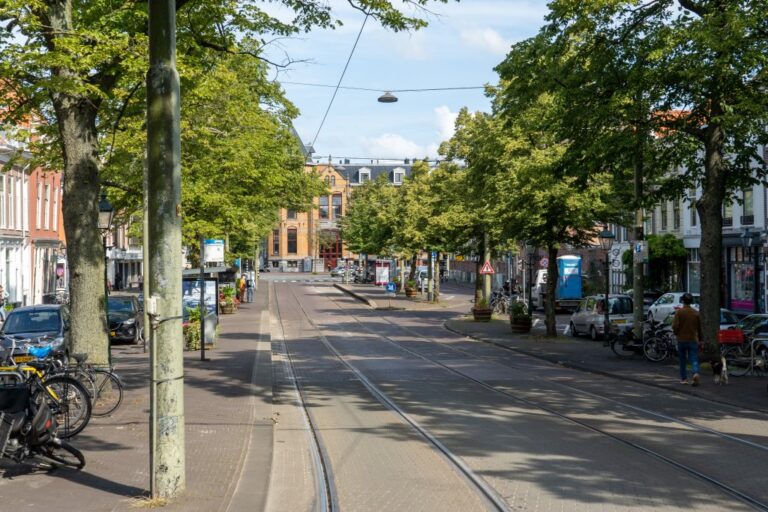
[480, 261, 495, 275]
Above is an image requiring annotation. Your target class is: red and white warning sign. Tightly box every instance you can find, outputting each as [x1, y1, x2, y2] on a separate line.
[479, 261, 495, 275]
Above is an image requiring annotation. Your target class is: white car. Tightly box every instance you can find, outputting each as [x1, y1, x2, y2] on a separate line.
[569, 294, 634, 340]
[647, 292, 700, 322]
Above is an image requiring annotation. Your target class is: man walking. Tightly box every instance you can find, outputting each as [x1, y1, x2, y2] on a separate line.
[246, 275, 254, 303]
[672, 293, 703, 386]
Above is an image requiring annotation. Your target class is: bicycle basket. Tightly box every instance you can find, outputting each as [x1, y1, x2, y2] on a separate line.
[717, 329, 744, 345]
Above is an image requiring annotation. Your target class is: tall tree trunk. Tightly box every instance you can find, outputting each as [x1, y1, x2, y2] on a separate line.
[697, 122, 727, 354]
[53, 94, 108, 365]
[434, 251, 440, 303]
[545, 245, 558, 337]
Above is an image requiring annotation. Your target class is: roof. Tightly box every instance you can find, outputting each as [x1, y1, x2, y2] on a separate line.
[333, 163, 413, 185]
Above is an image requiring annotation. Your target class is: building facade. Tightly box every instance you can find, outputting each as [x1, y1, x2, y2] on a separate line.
[27, 166, 65, 304]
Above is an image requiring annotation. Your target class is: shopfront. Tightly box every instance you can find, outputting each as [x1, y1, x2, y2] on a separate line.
[724, 232, 762, 314]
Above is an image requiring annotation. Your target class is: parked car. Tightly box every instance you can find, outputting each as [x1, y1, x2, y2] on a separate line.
[569, 294, 634, 340]
[647, 292, 701, 322]
[661, 308, 740, 331]
[625, 289, 664, 314]
[0, 304, 69, 355]
[108, 295, 142, 344]
[736, 314, 768, 339]
[330, 266, 346, 278]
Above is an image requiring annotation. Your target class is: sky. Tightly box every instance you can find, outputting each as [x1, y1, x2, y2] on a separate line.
[262, 0, 550, 164]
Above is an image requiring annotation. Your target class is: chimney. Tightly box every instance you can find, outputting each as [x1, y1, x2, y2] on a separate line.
[404, 158, 409, 164]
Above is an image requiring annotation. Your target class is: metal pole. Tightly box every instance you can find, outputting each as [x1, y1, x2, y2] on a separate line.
[103, 235, 111, 366]
[199, 237, 208, 361]
[147, 0, 185, 499]
[604, 252, 611, 339]
[427, 250, 433, 302]
[483, 231, 491, 302]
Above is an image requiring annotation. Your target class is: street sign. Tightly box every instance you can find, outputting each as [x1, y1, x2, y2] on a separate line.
[203, 239, 225, 263]
[540, 257, 549, 268]
[633, 241, 648, 264]
[480, 261, 495, 275]
[386, 282, 396, 297]
[431, 251, 437, 260]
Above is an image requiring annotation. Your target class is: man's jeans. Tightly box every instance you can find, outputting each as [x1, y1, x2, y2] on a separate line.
[246, 288, 254, 303]
[677, 341, 700, 381]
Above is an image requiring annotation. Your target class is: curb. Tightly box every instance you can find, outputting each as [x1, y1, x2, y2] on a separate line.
[443, 320, 768, 415]
[333, 283, 377, 308]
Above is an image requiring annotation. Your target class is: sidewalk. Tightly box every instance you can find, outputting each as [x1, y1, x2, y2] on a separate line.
[334, 283, 768, 413]
[0, 293, 273, 511]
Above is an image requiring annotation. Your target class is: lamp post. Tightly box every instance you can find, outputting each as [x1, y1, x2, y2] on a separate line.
[98, 191, 114, 363]
[599, 228, 616, 339]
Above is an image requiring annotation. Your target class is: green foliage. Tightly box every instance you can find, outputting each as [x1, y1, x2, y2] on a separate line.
[474, 297, 489, 309]
[509, 300, 530, 320]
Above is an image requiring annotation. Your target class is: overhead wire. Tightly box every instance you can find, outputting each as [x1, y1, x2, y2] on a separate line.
[282, 81, 486, 93]
[310, 13, 370, 149]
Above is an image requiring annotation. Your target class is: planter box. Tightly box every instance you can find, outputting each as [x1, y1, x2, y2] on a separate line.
[510, 316, 532, 334]
[472, 307, 493, 322]
[405, 288, 417, 298]
[221, 303, 236, 315]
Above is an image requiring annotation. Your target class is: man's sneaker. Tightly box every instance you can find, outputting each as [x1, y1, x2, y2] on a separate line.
[692, 373, 700, 387]
[679, 380, 689, 385]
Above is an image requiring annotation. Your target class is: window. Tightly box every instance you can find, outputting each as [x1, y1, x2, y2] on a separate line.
[272, 229, 280, 255]
[319, 196, 329, 219]
[329, 175, 336, 187]
[689, 189, 697, 227]
[723, 199, 733, 226]
[7, 175, 14, 229]
[0, 175, 4, 227]
[286, 209, 297, 220]
[36, 182, 42, 229]
[673, 200, 680, 230]
[52, 187, 59, 231]
[359, 169, 370, 183]
[742, 189, 754, 225]
[660, 204, 667, 231]
[332, 194, 342, 219]
[393, 170, 404, 184]
[44, 184, 51, 230]
[287, 228, 297, 254]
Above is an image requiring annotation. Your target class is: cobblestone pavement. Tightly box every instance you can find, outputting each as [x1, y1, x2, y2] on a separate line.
[0, 294, 272, 512]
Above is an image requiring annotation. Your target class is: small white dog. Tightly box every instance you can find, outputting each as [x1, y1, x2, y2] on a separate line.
[713, 356, 729, 385]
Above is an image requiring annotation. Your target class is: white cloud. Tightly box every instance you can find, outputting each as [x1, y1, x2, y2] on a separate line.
[434, 106, 458, 141]
[460, 28, 511, 55]
[360, 133, 436, 159]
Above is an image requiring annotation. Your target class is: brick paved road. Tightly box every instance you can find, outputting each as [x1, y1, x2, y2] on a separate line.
[271, 281, 767, 511]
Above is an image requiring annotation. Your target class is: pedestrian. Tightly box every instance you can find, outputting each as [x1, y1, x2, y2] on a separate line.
[238, 274, 246, 302]
[246, 275, 254, 303]
[115, 271, 122, 291]
[672, 292, 703, 386]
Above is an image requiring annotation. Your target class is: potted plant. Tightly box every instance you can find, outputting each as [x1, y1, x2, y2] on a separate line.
[472, 297, 493, 322]
[184, 306, 202, 350]
[405, 279, 418, 298]
[509, 301, 532, 333]
[219, 285, 237, 314]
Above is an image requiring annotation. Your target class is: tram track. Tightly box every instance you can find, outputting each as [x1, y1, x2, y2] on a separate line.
[317, 284, 768, 511]
[276, 283, 510, 512]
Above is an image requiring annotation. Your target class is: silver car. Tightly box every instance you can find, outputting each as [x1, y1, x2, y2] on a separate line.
[570, 294, 634, 340]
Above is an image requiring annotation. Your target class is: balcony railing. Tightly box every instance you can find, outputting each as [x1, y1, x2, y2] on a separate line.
[723, 217, 733, 227]
[741, 215, 754, 225]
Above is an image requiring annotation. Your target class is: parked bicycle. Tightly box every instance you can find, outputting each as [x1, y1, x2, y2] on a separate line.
[0, 380, 85, 469]
[641, 320, 677, 362]
[721, 334, 768, 377]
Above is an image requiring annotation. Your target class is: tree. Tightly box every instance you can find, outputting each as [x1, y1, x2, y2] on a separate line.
[0, 0, 455, 363]
[340, 174, 400, 257]
[520, 0, 768, 348]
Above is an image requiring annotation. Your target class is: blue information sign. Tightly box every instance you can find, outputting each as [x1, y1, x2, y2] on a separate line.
[386, 282, 396, 293]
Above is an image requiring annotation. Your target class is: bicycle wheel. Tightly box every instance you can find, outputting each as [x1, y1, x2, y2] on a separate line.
[36, 440, 86, 470]
[610, 338, 638, 358]
[643, 336, 670, 362]
[90, 369, 124, 417]
[43, 376, 92, 438]
[722, 345, 752, 377]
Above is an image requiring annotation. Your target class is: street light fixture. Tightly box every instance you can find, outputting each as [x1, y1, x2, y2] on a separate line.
[377, 91, 398, 103]
[599, 228, 615, 340]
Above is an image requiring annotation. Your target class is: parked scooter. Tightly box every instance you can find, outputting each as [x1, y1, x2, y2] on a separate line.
[0, 382, 85, 469]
